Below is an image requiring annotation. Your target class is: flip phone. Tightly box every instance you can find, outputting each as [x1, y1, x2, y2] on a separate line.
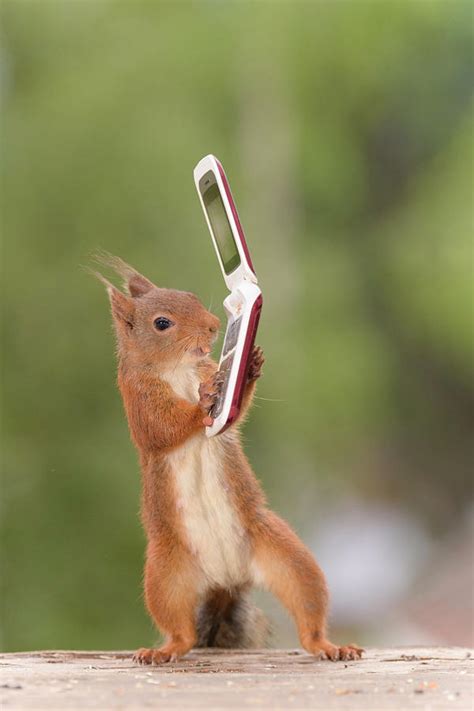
[194, 155, 262, 437]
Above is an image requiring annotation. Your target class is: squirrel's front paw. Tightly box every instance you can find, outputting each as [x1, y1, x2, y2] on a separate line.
[247, 345, 265, 381]
[198, 372, 224, 425]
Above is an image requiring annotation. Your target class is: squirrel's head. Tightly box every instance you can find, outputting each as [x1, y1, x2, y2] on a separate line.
[92, 254, 220, 367]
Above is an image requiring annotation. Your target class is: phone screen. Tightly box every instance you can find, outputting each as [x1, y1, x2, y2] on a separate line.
[203, 183, 241, 275]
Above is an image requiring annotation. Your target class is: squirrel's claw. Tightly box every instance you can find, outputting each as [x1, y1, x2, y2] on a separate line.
[198, 373, 221, 419]
[248, 345, 265, 381]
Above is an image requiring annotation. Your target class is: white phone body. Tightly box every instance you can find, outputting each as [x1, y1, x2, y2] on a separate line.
[194, 154, 262, 437]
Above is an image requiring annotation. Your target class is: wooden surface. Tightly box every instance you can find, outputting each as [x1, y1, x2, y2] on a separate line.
[0, 647, 472, 710]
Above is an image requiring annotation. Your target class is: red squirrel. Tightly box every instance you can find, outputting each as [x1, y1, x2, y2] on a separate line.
[94, 254, 363, 664]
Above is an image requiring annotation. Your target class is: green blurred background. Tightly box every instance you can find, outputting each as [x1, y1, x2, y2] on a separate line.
[2, 0, 473, 652]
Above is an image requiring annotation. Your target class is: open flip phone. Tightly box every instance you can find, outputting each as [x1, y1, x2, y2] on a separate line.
[194, 154, 262, 437]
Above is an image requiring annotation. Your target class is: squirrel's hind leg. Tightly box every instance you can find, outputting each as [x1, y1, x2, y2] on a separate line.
[134, 548, 200, 665]
[253, 511, 363, 661]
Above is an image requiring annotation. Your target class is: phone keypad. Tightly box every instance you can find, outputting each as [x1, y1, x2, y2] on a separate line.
[222, 316, 242, 358]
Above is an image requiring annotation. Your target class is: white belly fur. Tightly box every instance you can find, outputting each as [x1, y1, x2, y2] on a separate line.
[163, 365, 250, 589]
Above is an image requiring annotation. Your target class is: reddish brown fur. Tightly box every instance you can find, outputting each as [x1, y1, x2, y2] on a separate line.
[95, 255, 363, 664]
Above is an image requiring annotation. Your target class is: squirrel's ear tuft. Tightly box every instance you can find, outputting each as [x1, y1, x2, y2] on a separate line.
[92, 251, 155, 298]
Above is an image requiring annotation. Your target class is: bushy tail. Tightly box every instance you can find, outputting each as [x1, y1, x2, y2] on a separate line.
[196, 589, 270, 648]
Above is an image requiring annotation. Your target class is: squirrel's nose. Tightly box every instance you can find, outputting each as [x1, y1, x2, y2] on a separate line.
[208, 315, 220, 334]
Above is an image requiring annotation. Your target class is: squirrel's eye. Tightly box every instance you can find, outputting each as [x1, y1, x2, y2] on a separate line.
[154, 317, 173, 331]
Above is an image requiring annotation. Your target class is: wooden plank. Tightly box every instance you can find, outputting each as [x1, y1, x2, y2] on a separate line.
[0, 647, 472, 710]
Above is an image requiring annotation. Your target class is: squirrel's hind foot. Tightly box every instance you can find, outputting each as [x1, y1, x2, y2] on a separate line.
[305, 639, 364, 661]
[133, 644, 191, 665]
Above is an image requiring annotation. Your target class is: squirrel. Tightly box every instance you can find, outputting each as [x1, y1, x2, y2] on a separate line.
[93, 254, 363, 664]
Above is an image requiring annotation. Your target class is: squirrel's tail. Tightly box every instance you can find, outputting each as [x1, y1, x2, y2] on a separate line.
[196, 588, 270, 648]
